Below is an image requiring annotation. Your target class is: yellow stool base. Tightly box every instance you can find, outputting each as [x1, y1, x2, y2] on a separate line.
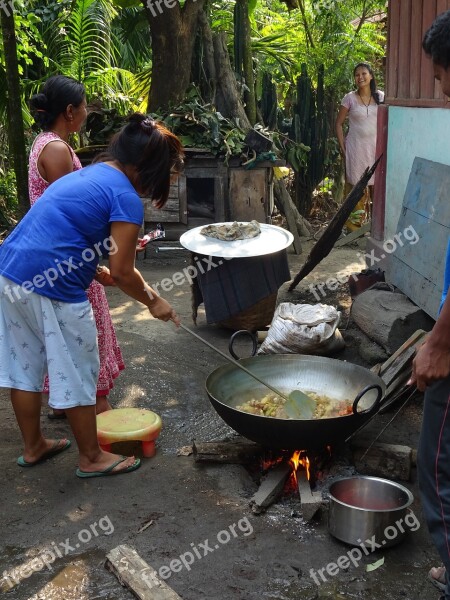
[97, 408, 162, 458]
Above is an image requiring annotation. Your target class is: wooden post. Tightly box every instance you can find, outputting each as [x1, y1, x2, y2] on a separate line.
[372, 105, 388, 241]
[105, 545, 183, 600]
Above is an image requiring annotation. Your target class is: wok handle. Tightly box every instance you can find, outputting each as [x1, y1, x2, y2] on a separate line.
[229, 330, 258, 360]
[352, 384, 383, 416]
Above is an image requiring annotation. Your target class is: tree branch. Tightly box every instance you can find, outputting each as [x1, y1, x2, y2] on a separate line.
[296, 0, 315, 49]
[0, 8, 29, 215]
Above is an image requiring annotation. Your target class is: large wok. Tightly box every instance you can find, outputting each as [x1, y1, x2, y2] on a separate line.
[205, 355, 385, 450]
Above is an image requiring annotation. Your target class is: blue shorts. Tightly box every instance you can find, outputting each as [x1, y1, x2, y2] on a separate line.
[0, 275, 99, 408]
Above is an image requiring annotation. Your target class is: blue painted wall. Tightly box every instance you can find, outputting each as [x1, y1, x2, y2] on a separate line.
[385, 107, 450, 240]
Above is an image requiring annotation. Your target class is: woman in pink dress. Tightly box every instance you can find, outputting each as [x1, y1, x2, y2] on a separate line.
[335, 62, 384, 226]
[29, 75, 124, 417]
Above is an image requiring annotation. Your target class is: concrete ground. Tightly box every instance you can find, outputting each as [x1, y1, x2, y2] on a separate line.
[0, 241, 442, 600]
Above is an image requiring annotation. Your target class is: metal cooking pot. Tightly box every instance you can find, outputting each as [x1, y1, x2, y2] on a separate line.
[205, 355, 385, 450]
[328, 476, 414, 547]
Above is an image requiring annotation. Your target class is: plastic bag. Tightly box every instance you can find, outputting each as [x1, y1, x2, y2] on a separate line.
[258, 302, 345, 355]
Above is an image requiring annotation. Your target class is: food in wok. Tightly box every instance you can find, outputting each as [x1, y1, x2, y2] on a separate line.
[236, 392, 353, 420]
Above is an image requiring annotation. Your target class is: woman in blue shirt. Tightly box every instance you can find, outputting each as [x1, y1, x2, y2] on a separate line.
[0, 113, 183, 478]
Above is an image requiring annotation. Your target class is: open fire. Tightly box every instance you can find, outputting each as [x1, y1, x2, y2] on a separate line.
[249, 447, 335, 519]
[189, 436, 413, 520]
[290, 450, 310, 481]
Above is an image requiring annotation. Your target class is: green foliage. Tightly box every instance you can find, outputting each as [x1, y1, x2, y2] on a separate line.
[83, 104, 127, 145]
[112, 7, 152, 72]
[0, 0, 387, 210]
[348, 208, 365, 224]
[210, 1, 235, 31]
[33, 0, 72, 23]
[79, 87, 249, 161]
[0, 168, 18, 228]
[233, 1, 244, 76]
[151, 89, 247, 161]
[254, 0, 386, 99]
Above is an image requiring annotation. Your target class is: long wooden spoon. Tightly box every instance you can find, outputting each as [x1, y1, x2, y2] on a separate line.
[179, 323, 315, 419]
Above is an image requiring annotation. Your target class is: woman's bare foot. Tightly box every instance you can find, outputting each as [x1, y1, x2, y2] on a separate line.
[96, 396, 112, 414]
[77, 450, 138, 475]
[21, 438, 70, 464]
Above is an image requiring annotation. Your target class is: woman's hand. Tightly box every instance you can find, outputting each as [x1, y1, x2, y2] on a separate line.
[95, 265, 116, 286]
[335, 105, 349, 161]
[136, 239, 146, 254]
[148, 296, 180, 326]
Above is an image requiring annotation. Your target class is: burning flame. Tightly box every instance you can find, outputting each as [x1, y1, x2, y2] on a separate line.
[290, 450, 310, 481]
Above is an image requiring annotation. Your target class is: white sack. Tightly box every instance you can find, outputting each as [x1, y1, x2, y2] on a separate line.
[258, 303, 345, 355]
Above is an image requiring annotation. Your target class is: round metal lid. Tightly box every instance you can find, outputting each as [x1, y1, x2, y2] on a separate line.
[179, 222, 294, 258]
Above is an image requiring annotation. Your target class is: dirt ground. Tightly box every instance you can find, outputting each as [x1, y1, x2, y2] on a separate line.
[0, 236, 442, 600]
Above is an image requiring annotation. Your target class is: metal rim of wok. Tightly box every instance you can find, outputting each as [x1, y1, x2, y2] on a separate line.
[205, 355, 386, 450]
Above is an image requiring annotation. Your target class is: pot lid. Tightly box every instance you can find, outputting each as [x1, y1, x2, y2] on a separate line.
[179, 222, 294, 258]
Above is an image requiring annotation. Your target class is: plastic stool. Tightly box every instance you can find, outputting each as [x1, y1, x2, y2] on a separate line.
[96, 408, 162, 457]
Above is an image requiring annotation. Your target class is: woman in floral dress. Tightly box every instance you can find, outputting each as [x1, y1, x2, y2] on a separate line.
[29, 75, 124, 416]
[335, 62, 384, 228]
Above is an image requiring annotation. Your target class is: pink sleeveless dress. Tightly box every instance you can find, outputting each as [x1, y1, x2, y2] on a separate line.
[340, 90, 385, 186]
[28, 132, 125, 396]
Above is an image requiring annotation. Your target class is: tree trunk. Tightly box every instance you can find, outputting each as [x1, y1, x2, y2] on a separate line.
[294, 172, 314, 217]
[197, 10, 216, 104]
[273, 179, 302, 254]
[242, 0, 256, 125]
[235, 0, 256, 125]
[144, 0, 207, 112]
[213, 32, 251, 130]
[0, 8, 29, 215]
[273, 179, 312, 238]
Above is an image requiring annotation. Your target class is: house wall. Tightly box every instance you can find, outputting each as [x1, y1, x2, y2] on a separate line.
[384, 106, 450, 240]
[386, 0, 450, 107]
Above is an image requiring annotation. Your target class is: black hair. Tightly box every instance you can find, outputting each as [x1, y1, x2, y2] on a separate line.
[353, 62, 382, 105]
[423, 9, 450, 69]
[96, 113, 184, 208]
[30, 75, 85, 131]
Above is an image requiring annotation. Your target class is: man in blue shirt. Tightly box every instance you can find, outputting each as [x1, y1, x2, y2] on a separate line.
[411, 10, 450, 599]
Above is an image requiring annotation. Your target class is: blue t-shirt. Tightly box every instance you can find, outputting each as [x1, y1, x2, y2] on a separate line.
[0, 163, 143, 302]
[440, 237, 450, 315]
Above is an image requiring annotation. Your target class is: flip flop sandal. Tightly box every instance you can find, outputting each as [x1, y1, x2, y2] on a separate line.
[75, 456, 141, 478]
[17, 439, 72, 467]
[428, 567, 446, 593]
